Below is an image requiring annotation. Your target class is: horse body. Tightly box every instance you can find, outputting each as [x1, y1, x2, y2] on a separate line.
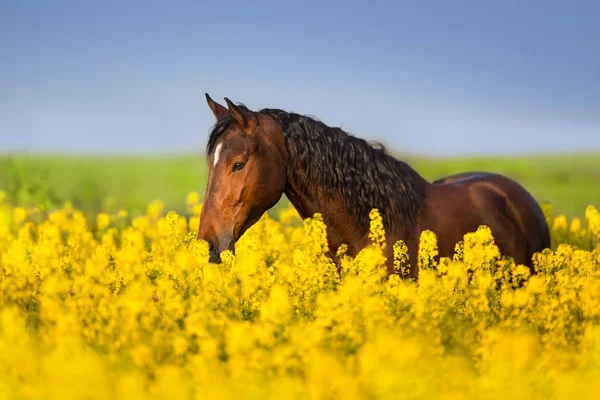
[197, 94, 551, 278]
[419, 172, 549, 274]
[286, 168, 549, 278]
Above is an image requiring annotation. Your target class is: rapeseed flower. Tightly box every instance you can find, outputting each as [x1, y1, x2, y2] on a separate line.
[0, 196, 598, 399]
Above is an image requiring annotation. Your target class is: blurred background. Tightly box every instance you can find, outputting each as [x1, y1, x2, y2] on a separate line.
[1, 0, 598, 219]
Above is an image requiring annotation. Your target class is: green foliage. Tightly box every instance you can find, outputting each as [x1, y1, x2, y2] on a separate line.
[0, 154, 208, 219]
[0, 152, 598, 220]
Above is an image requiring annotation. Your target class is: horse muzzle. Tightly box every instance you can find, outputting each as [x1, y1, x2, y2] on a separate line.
[207, 236, 235, 264]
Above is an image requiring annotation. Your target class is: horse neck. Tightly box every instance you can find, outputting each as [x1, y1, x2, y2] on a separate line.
[268, 109, 430, 255]
[282, 152, 429, 257]
[283, 168, 365, 255]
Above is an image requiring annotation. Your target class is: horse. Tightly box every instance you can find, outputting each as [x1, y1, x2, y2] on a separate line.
[197, 94, 551, 279]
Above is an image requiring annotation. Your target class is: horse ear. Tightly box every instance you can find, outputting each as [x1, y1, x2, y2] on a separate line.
[205, 93, 228, 120]
[224, 97, 257, 133]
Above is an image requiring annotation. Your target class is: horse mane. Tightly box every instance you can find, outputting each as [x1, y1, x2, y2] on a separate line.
[206, 104, 427, 234]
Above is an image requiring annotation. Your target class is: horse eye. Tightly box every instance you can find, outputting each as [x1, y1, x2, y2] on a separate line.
[232, 162, 245, 172]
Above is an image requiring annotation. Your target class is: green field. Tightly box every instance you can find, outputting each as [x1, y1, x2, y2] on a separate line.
[1, 152, 598, 220]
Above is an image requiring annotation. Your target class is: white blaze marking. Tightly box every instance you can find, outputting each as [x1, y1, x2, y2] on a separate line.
[213, 143, 222, 167]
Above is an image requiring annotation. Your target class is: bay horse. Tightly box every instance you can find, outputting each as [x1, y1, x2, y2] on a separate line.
[197, 94, 550, 279]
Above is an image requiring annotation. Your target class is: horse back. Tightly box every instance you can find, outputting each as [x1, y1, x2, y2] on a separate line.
[419, 172, 550, 270]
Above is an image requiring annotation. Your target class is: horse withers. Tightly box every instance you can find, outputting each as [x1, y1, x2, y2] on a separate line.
[197, 94, 550, 279]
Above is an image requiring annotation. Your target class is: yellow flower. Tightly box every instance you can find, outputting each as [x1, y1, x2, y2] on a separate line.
[172, 335, 189, 356]
[462, 225, 500, 271]
[186, 191, 200, 205]
[188, 216, 200, 232]
[96, 213, 111, 231]
[393, 240, 409, 277]
[12, 207, 28, 225]
[0, 196, 598, 398]
[192, 203, 203, 216]
[418, 229, 438, 270]
[569, 217, 582, 234]
[260, 285, 290, 323]
[586, 205, 600, 238]
[368, 208, 387, 250]
[553, 214, 568, 231]
[147, 199, 164, 220]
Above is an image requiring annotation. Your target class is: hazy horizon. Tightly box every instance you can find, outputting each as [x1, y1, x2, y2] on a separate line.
[2, 1, 599, 156]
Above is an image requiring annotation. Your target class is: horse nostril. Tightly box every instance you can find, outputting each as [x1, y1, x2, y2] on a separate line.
[228, 239, 235, 255]
[208, 241, 220, 264]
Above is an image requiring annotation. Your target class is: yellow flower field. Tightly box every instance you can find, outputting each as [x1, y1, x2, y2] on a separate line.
[1, 192, 600, 399]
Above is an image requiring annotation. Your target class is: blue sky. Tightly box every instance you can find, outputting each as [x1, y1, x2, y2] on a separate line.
[1, 0, 599, 156]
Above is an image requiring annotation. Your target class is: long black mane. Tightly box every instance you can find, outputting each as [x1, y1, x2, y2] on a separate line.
[206, 105, 427, 234]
